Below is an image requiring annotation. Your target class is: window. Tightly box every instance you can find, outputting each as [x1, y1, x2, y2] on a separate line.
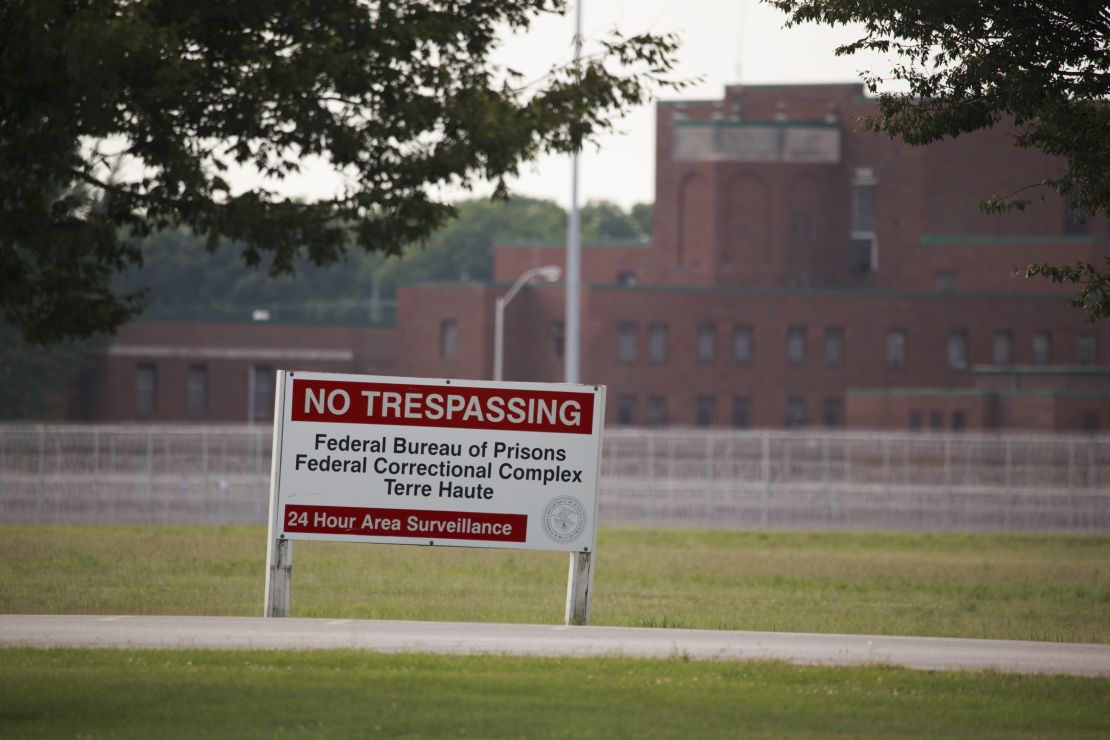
[936, 271, 957, 292]
[1082, 413, 1099, 432]
[186, 365, 208, 418]
[851, 180, 876, 233]
[733, 325, 754, 365]
[646, 395, 668, 427]
[824, 327, 844, 367]
[908, 411, 923, 432]
[822, 398, 844, 429]
[886, 329, 906, 369]
[992, 331, 1013, 366]
[618, 322, 638, 362]
[850, 169, 878, 272]
[1078, 332, 1097, 366]
[647, 323, 668, 363]
[1064, 204, 1090, 235]
[951, 411, 967, 432]
[787, 326, 806, 366]
[785, 396, 807, 429]
[440, 319, 457, 360]
[947, 330, 968, 370]
[616, 271, 637, 287]
[849, 238, 875, 274]
[695, 395, 716, 427]
[135, 363, 157, 418]
[251, 365, 274, 422]
[548, 321, 565, 362]
[617, 395, 636, 426]
[696, 323, 717, 363]
[929, 411, 943, 432]
[732, 396, 753, 429]
[790, 214, 816, 243]
[1032, 332, 1052, 366]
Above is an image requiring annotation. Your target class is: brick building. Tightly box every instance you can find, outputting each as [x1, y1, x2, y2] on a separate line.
[75, 84, 1110, 430]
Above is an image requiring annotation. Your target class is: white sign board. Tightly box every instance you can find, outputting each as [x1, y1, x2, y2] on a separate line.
[268, 371, 606, 552]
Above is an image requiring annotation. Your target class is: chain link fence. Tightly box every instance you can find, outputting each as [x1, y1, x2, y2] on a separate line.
[1, 425, 1108, 533]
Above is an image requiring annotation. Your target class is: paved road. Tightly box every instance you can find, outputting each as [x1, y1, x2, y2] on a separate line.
[2, 615, 1108, 677]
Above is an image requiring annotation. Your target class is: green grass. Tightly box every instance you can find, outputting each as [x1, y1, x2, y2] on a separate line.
[1, 649, 1107, 739]
[1, 526, 1108, 642]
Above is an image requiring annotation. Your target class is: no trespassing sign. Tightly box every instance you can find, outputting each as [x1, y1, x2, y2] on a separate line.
[269, 371, 606, 552]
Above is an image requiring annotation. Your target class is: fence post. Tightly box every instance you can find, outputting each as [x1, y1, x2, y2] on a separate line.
[761, 431, 770, 528]
[1067, 438, 1077, 529]
[36, 425, 45, 517]
[1004, 439, 1013, 532]
[146, 430, 154, 513]
[822, 435, 831, 525]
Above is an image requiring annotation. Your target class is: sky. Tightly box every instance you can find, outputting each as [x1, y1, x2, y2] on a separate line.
[270, 0, 901, 210]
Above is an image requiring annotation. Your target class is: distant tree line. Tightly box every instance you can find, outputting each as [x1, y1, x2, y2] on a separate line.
[116, 197, 651, 324]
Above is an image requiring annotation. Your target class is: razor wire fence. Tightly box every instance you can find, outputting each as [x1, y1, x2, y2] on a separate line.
[1, 424, 1108, 533]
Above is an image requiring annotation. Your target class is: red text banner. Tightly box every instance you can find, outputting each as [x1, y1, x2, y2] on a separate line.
[291, 378, 594, 435]
[283, 504, 527, 543]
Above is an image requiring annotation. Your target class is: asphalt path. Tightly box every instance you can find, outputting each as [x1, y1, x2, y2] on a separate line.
[2, 615, 1108, 677]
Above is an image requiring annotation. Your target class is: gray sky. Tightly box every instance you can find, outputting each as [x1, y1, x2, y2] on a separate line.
[266, 1, 900, 209]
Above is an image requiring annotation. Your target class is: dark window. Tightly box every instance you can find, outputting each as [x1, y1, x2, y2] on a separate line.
[186, 365, 208, 418]
[992, 331, 1013, 366]
[733, 325, 754, 365]
[647, 323, 668, 364]
[1032, 332, 1052, 366]
[1064, 205, 1090, 235]
[135, 363, 157, 418]
[785, 396, 807, 429]
[947, 329, 968, 370]
[617, 271, 638, 287]
[929, 411, 943, 432]
[851, 182, 876, 233]
[618, 322, 638, 362]
[732, 396, 753, 429]
[1078, 332, 1097, 366]
[251, 365, 274, 422]
[440, 319, 457, 360]
[822, 398, 844, 429]
[886, 329, 906, 369]
[909, 411, 923, 432]
[695, 395, 716, 427]
[936, 271, 957, 292]
[790, 214, 816, 243]
[617, 395, 636, 426]
[696, 323, 717, 363]
[1082, 413, 1099, 432]
[824, 327, 844, 367]
[849, 237, 875, 273]
[548, 321, 565, 362]
[646, 395, 668, 427]
[951, 411, 967, 432]
[787, 326, 806, 366]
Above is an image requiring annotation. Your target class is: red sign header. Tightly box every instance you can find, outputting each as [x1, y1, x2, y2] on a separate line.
[290, 378, 594, 435]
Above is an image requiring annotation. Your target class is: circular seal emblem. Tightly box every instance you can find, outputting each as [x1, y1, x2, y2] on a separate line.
[542, 496, 587, 543]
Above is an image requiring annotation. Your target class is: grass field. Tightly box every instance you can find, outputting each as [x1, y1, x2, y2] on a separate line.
[1, 649, 1107, 739]
[1, 525, 1108, 642]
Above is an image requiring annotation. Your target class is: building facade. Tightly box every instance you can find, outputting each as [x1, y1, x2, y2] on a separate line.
[72, 84, 1110, 430]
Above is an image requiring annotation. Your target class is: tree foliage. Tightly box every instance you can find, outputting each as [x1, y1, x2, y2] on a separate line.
[0, 0, 681, 343]
[769, 0, 1110, 321]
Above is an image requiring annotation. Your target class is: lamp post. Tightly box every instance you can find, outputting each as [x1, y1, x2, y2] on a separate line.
[494, 265, 561, 382]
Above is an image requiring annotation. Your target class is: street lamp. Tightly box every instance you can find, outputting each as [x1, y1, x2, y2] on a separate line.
[494, 265, 561, 381]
